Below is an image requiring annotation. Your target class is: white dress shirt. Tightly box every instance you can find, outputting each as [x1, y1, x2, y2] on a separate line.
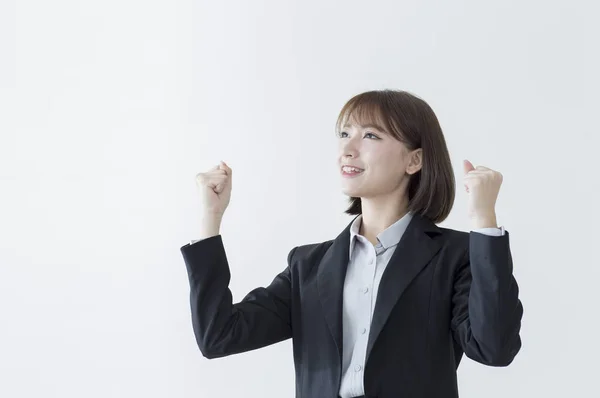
[338, 211, 505, 398]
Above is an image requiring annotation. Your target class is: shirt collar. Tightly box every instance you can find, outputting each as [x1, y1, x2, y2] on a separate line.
[349, 211, 414, 261]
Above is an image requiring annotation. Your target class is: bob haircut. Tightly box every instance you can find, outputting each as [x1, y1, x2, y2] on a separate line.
[336, 89, 455, 224]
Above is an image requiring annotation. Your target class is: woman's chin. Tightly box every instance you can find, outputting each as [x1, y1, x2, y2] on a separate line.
[341, 186, 363, 197]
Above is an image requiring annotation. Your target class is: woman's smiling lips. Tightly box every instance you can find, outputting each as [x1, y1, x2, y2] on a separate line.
[341, 165, 365, 177]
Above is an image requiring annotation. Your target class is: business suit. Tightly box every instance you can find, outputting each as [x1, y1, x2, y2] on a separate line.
[180, 211, 523, 398]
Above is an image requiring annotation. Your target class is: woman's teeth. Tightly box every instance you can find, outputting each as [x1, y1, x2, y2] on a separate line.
[342, 166, 364, 173]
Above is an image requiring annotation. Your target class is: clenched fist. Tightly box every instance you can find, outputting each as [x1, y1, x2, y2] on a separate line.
[462, 159, 501, 229]
[196, 161, 232, 217]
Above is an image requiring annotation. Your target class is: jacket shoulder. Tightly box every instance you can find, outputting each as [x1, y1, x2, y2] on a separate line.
[289, 239, 333, 264]
[286, 239, 334, 279]
[437, 226, 470, 241]
[436, 226, 473, 259]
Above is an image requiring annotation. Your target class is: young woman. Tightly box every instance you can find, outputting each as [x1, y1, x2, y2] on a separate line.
[181, 89, 523, 398]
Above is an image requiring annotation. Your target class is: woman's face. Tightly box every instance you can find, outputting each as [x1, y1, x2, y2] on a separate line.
[337, 119, 421, 199]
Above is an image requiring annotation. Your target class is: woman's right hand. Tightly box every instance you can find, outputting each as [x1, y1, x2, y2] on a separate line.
[196, 161, 232, 217]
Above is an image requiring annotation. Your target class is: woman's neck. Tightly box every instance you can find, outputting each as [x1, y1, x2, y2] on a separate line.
[358, 195, 410, 246]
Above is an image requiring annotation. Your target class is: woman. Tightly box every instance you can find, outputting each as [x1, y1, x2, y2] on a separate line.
[181, 89, 523, 398]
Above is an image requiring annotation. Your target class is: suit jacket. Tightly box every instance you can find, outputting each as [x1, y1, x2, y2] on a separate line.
[180, 212, 523, 398]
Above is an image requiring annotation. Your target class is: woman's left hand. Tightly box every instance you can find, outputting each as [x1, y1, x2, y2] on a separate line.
[463, 159, 502, 229]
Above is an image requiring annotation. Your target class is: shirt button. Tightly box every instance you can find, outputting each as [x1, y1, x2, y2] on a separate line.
[354, 364, 362, 372]
[361, 328, 367, 334]
[362, 287, 369, 294]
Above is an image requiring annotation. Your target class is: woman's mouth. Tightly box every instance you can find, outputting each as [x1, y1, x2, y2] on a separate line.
[341, 166, 365, 177]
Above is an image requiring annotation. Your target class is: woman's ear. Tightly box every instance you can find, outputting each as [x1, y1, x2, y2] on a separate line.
[406, 148, 423, 175]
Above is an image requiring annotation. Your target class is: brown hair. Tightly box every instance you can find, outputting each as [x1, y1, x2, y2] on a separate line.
[336, 89, 455, 224]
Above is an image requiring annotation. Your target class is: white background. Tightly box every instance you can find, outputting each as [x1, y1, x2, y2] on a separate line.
[1, 0, 599, 397]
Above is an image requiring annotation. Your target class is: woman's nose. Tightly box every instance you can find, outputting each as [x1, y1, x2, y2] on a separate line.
[340, 140, 359, 157]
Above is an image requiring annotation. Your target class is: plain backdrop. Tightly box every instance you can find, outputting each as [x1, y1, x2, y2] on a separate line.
[1, 0, 599, 397]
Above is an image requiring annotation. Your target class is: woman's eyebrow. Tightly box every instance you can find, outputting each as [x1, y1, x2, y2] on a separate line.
[343, 123, 386, 132]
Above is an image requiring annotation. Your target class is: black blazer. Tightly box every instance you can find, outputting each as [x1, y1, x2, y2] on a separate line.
[180, 212, 523, 398]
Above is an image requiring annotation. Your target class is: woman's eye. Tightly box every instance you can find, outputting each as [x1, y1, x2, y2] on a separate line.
[338, 131, 379, 139]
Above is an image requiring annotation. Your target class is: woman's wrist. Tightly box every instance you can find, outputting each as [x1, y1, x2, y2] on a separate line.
[199, 213, 223, 239]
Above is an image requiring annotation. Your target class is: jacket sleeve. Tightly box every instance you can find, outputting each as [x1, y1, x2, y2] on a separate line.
[451, 230, 523, 366]
[180, 235, 296, 359]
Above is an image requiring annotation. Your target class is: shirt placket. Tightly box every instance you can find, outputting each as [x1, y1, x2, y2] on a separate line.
[352, 242, 382, 395]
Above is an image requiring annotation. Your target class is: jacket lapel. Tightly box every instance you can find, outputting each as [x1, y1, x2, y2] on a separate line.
[317, 216, 358, 376]
[364, 212, 443, 362]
